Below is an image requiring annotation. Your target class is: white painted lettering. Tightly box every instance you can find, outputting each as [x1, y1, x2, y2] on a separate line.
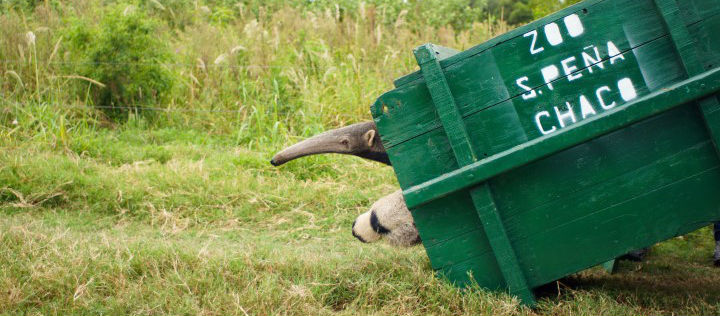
[564, 14, 585, 37]
[579, 95, 597, 119]
[522, 15, 645, 132]
[561, 56, 583, 81]
[524, 30, 544, 55]
[516, 77, 537, 100]
[596, 86, 616, 110]
[618, 78, 637, 101]
[555, 103, 578, 128]
[541, 65, 560, 90]
[535, 111, 557, 135]
[545, 23, 564, 46]
[582, 46, 605, 73]
[607, 41, 625, 64]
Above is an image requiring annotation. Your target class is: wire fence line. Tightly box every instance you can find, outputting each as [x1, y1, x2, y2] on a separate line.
[1, 100, 360, 117]
[0, 60, 371, 70]
[1, 101, 253, 114]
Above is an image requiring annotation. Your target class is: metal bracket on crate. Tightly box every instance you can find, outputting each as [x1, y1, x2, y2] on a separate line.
[413, 43, 537, 305]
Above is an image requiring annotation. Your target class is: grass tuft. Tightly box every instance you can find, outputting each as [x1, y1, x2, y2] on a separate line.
[1, 1, 718, 315]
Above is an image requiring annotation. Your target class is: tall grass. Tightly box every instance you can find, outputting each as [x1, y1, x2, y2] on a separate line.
[0, 0, 509, 152]
[0, 0, 515, 232]
[6, 1, 713, 315]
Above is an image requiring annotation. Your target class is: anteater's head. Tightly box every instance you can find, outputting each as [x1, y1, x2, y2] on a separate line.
[270, 122, 390, 166]
[352, 190, 421, 248]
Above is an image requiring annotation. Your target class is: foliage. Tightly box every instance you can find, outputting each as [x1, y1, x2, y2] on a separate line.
[63, 4, 176, 119]
[136, 0, 199, 30]
[5, 1, 711, 315]
[508, 1, 534, 25]
[303, 0, 488, 31]
[529, 0, 583, 18]
[0, 0, 39, 12]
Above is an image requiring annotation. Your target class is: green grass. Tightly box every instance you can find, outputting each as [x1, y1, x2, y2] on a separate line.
[2, 125, 720, 315]
[2, 1, 720, 315]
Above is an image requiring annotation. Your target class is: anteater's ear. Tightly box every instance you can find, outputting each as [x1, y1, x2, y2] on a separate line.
[363, 129, 376, 148]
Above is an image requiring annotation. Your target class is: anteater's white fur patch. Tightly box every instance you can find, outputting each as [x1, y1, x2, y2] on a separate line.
[352, 190, 420, 247]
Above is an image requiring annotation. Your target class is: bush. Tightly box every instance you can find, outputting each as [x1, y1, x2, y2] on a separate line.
[0, 0, 39, 12]
[64, 4, 176, 120]
[508, 2, 533, 25]
[296, 0, 487, 31]
[529, 0, 583, 19]
[136, 0, 198, 30]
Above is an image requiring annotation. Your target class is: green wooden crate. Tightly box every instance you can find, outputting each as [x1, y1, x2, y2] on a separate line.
[371, 0, 720, 305]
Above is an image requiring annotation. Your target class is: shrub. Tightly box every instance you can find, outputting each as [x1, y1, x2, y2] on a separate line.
[136, 0, 198, 30]
[0, 0, 39, 12]
[508, 2, 533, 25]
[64, 4, 176, 120]
[298, 0, 488, 31]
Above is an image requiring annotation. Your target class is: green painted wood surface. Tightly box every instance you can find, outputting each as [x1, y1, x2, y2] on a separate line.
[655, 0, 720, 157]
[402, 68, 720, 208]
[371, 0, 720, 304]
[415, 44, 535, 304]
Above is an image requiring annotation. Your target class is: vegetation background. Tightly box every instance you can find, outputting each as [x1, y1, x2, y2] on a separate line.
[1, 0, 719, 315]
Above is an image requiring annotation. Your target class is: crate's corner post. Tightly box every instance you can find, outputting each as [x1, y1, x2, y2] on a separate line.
[654, 0, 720, 155]
[413, 44, 536, 306]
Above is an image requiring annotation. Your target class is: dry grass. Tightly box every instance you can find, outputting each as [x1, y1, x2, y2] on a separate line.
[1, 127, 719, 315]
[1, 1, 719, 315]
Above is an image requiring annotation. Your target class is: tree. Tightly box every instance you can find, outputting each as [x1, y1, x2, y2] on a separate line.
[528, 0, 582, 19]
[508, 2, 533, 25]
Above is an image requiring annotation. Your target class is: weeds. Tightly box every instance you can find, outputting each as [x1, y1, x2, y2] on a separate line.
[2, 1, 716, 315]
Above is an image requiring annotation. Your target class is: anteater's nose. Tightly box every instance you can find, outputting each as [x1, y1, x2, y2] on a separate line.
[351, 220, 368, 243]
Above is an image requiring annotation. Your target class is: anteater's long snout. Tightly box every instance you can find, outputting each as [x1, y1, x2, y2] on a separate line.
[269, 122, 388, 166]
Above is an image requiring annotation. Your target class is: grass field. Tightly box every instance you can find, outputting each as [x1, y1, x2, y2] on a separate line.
[2, 1, 720, 315]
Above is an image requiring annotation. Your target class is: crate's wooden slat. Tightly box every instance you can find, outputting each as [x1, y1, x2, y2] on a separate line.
[403, 67, 720, 209]
[415, 44, 535, 304]
[655, 0, 720, 157]
[375, 0, 720, 304]
[376, 0, 676, 149]
[386, 30, 688, 189]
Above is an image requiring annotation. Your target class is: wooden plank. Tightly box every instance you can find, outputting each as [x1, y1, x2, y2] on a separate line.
[414, 44, 477, 165]
[414, 44, 535, 304]
[677, 0, 720, 25]
[505, 141, 718, 246]
[375, 0, 720, 300]
[438, 252, 506, 290]
[686, 13, 720, 69]
[402, 67, 720, 209]
[518, 166, 720, 286]
[654, 0, 720, 156]
[411, 192, 483, 248]
[384, 29, 690, 189]
[656, 0, 711, 74]
[420, 105, 714, 273]
[469, 187, 534, 303]
[376, 0, 686, 149]
[394, 0, 609, 87]
[494, 105, 707, 224]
